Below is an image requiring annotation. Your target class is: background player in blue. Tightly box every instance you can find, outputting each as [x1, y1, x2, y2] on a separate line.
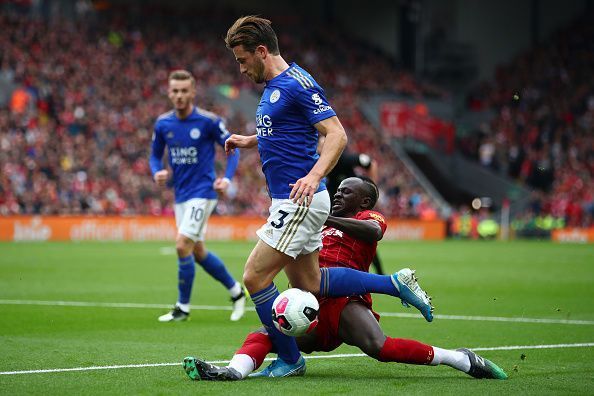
[150, 70, 246, 322]
[224, 16, 433, 379]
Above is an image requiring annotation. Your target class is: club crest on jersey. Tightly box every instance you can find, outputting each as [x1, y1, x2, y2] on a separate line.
[166, 131, 174, 139]
[190, 128, 201, 139]
[270, 89, 281, 103]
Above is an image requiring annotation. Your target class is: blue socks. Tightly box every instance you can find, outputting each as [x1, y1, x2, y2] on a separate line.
[251, 283, 301, 364]
[177, 255, 196, 304]
[319, 267, 399, 298]
[198, 252, 236, 289]
[177, 252, 237, 305]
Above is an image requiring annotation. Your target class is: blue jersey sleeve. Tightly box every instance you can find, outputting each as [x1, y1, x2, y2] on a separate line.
[149, 122, 166, 176]
[223, 142, 240, 180]
[209, 118, 240, 181]
[293, 85, 337, 126]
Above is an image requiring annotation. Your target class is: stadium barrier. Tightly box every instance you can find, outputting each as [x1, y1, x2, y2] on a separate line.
[0, 216, 446, 242]
[552, 228, 594, 243]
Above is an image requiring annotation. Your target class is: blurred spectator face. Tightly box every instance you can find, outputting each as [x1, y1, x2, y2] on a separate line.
[168, 79, 195, 113]
[232, 45, 266, 84]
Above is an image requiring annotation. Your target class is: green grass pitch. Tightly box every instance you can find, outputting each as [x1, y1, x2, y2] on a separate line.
[1, 240, 593, 395]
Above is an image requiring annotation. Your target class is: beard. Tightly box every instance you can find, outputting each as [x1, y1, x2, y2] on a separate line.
[251, 58, 266, 83]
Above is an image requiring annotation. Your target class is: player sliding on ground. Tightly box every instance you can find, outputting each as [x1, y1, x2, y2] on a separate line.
[182, 177, 507, 380]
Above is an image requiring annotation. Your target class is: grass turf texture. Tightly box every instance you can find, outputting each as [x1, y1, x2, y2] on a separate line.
[0, 240, 593, 395]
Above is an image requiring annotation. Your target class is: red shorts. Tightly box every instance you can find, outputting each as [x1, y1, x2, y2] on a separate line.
[313, 296, 380, 352]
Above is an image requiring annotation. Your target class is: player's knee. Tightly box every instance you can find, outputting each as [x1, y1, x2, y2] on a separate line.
[193, 243, 207, 261]
[300, 282, 320, 296]
[360, 336, 385, 360]
[287, 272, 320, 296]
[176, 245, 192, 258]
[175, 236, 194, 258]
[243, 269, 263, 293]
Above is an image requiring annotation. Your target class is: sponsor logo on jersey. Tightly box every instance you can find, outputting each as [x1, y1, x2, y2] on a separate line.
[311, 93, 332, 114]
[218, 121, 230, 137]
[322, 227, 344, 238]
[166, 131, 174, 139]
[270, 89, 281, 103]
[170, 146, 198, 165]
[256, 113, 273, 137]
[311, 93, 323, 105]
[190, 128, 201, 139]
[313, 105, 333, 114]
[368, 212, 386, 224]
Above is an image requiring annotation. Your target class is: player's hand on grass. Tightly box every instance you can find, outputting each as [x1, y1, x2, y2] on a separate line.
[290, 173, 321, 206]
[154, 170, 169, 187]
[213, 177, 230, 196]
[225, 134, 257, 155]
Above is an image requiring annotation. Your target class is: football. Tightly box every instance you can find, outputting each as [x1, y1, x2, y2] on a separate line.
[272, 288, 319, 337]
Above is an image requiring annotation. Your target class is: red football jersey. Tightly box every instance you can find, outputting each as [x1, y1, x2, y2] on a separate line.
[319, 210, 387, 271]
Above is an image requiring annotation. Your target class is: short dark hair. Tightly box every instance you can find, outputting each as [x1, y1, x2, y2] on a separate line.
[225, 15, 280, 55]
[356, 176, 379, 209]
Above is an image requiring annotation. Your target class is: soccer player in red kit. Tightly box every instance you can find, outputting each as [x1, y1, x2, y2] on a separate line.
[183, 177, 508, 380]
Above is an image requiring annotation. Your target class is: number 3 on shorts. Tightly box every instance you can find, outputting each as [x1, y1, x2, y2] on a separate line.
[270, 210, 289, 229]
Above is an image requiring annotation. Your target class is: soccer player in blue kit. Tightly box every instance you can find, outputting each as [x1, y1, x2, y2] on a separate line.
[150, 70, 246, 322]
[224, 16, 433, 378]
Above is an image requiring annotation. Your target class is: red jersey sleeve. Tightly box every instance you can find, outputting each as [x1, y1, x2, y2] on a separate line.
[319, 210, 387, 272]
[356, 210, 387, 237]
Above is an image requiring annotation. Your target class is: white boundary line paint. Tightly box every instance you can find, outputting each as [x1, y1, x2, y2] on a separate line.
[1, 343, 593, 376]
[1, 299, 593, 326]
[380, 312, 594, 325]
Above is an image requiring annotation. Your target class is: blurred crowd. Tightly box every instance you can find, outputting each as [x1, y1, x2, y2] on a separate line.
[461, 14, 594, 228]
[0, 4, 439, 218]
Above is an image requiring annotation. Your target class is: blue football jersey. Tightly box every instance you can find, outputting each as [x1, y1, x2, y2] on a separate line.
[256, 63, 337, 199]
[150, 107, 238, 203]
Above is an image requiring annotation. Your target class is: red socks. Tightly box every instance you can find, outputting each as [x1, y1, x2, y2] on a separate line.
[236, 331, 273, 370]
[378, 337, 434, 365]
[236, 333, 434, 369]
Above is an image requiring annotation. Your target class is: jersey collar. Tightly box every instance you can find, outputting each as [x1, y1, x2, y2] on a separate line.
[265, 62, 296, 87]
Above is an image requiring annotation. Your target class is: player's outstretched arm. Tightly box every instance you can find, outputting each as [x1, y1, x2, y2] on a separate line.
[290, 116, 347, 205]
[225, 134, 257, 155]
[325, 216, 382, 243]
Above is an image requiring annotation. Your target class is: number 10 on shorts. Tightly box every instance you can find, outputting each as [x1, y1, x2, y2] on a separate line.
[191, 207, 204, 222]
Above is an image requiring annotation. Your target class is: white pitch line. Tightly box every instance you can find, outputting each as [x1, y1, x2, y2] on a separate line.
[380, 312, 594, 325]
[0, 299, 244, 311]
[470, 343, 594, 351]
[1, 299, 593, 326]
[1, 343, 593, 376]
